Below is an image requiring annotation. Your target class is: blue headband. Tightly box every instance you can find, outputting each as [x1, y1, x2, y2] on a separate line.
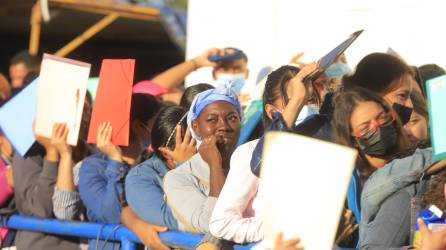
[187, 83, 242, 142]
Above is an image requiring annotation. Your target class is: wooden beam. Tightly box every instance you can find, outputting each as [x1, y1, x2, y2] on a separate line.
[54, 12, 119, 57]
[48, 0, 160, 18]
[29, 1, 42, 55]
[49, 4, 158, 21]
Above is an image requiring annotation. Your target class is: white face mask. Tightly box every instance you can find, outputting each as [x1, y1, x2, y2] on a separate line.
[271, 104, 319, 126]
[294, 104, 319, 126]
[215, 73, 246, 95]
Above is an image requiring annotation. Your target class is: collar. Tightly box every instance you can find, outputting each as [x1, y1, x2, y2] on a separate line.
[186, 153, 210, 187]
[147, 155, 170, 178]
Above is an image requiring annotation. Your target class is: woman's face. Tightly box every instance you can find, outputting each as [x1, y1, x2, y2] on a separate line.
[350, 101, 398, 168]
[383, 73, 415, 107]
[193, 101, 241, 153]
[403, 111, 429, 146]
[350, 101, 389, 140]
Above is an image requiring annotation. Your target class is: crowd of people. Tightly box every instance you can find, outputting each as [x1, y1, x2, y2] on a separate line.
[0, 45, 446, 250]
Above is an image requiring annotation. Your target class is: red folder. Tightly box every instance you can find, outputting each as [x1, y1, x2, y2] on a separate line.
[87, 59, 135, 146]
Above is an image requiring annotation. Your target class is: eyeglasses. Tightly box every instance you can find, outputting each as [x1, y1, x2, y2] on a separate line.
[352, 111, 396, 139]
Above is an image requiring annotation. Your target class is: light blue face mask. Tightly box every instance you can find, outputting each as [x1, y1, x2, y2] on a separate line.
[271, 103, 319, 126]
[216, 73, 246, 95]
[294, 104, 319, 126]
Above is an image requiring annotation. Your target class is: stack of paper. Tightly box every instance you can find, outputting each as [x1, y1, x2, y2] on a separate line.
[260, 132, 357, 250]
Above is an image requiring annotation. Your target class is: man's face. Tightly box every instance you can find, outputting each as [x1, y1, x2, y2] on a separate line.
[213, 58, 249, 80]
[9, 62, 29, 88]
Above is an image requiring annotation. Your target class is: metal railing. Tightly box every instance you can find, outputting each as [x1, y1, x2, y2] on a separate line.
[1, 214, 199, 250]
[0, 214, 254, 250]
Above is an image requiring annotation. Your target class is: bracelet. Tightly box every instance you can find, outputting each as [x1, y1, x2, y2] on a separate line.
[190, 59, 198, 71]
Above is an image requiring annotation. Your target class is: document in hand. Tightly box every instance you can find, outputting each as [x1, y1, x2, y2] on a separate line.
[35, 54, 91, 145]
[0, 79, 38, 157]
[260, 132, 357, 250]
[87, 59, 135, 146]
[306, 29, 363, 82]
[426, 74, 446, 160]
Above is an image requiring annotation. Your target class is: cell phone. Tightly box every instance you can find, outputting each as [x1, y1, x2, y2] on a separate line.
[208, 49, 243, 62]
[304, 30, 364, 83]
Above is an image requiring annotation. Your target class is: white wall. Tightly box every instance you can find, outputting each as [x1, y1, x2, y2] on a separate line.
[186, 0, 446, 87]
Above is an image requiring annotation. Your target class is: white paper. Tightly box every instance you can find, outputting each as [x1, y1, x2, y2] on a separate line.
[260, 132, 357, 250]
[35, 54, 91, 145]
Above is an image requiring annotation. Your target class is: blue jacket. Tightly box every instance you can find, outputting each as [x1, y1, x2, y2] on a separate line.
[79, 153, 129, 250]
[359, 148, 433, 249]
[125, 155, 178, 229]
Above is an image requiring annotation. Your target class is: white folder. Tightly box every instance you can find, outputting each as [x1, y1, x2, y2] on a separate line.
[260, 132, 357, 250]
[35, 54, 91, 145]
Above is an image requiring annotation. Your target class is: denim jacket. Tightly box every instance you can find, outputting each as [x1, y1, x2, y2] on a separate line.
[359, 148, 433, 249]
[125, 155, 178, 229]
[78, 153, 129, 250]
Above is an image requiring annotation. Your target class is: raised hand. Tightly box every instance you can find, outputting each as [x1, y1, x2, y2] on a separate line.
[419, 219, 446, 250]
[198, 135, 222, 169]
[289, 52, 307, 68]
[51, 123, 72, 157]
[96, 122, 122, 162]
[192, 48, 222, 68]
[274, 232, 304, 250]
[287, 62, 318, 102]
[158, 126, 197, 163]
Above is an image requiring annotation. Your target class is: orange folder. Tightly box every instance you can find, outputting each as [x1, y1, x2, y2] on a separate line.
[87, 59, 135, 146]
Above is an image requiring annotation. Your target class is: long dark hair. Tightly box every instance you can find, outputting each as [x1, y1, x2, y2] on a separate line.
[332, 87, 409, 181]
[151, 105, 188, 161]
[262, 65, 300, 127]
[422, 169, 446, 211]
[130, 93, 161, 125]
[343, 53, 412, 94]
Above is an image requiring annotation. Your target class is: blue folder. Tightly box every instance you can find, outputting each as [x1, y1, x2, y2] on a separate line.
[0, 78, 38, 157]
[426, 74, 446, 161]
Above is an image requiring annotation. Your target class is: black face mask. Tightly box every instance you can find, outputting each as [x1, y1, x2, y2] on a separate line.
[356, 122, 398, 157]
[392, 103, 413, 125]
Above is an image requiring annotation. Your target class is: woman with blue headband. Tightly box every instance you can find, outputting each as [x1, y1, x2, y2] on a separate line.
[163, 84, 242, 234]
